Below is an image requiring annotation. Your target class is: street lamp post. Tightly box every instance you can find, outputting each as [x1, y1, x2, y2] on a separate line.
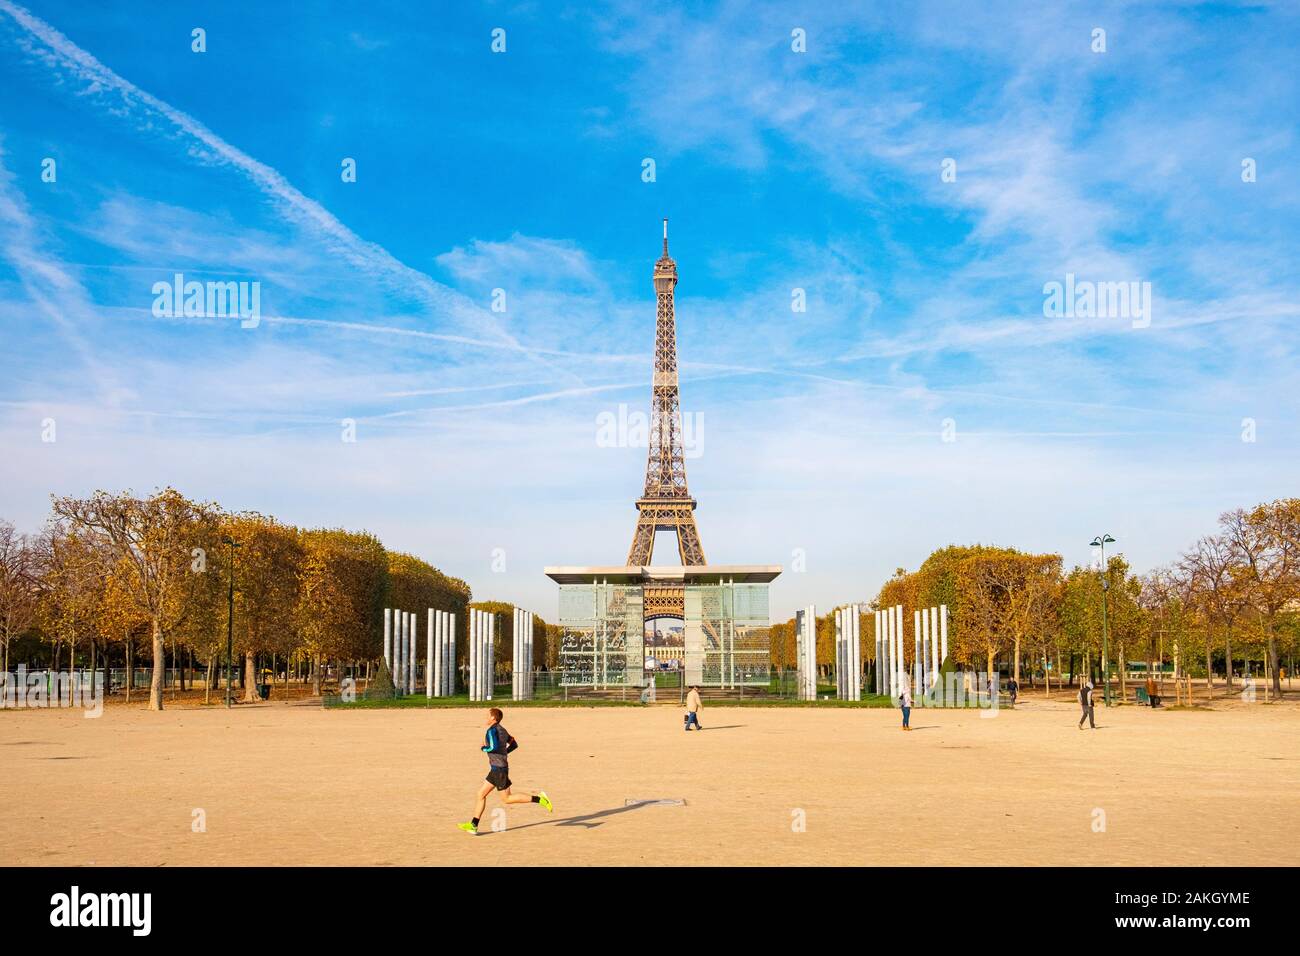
[1091, 534, 1116, 706]
[222, 536, 240, 709]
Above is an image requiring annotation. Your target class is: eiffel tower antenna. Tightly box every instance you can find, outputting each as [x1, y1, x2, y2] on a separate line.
[626, 220, 706, 578]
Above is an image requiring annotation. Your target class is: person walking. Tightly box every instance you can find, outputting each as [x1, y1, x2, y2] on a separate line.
[1144, 674, 1161, 707]
[458, 707, 553, 835]
[1007, 677, 1019, 706]
[900, 682, 912, 731]
[1077, 680, 1096, 729]
[684, 685, 703, 731]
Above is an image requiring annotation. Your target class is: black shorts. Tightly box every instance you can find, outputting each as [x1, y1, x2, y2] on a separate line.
[486, 767, 511, 791]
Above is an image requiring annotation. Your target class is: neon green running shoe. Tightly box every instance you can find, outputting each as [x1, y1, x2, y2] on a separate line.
[537, 791, 554, 813]
[457, 821, 478, 835]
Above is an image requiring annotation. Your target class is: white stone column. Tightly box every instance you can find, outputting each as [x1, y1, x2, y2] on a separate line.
[409, 612, 418, 695]
[524, 611, 533, 700]
[450, 612, 458, 696]
[898, 605, 907, 697]
[434, 613, 444, 697]
[401, 612, 408, 694]
[442, 612, 452, 696]
[847, 608, 857, 697]
[383, 608, 392, 672]
[469, 610, 478, 701]
[885, 605, 894, 697]
[894, 604, 904, 698]
[852, 606, 862, 701]
[895, 605, 903, 697]
[940, 604, 949, 669]
[915, 608, 925, 697]
[406, 611, 414, 693]
[526, 614, 534, 698]
[845, 607, 853, 699]
[433, 610, 442, 698]
[920, 609, 929, 693]
[841, 608, 849, 699]
[796, 605, 816, 701]
[476, 610, 483, 701]
[480, 609, 488, 701]
[931, 606, 940, 677]
[486, 612, 495, 700]
[426, 610, 434, 698]
[842, 608, 850, 699]
[882, 608, 889, 697]
[441, 610, 450, 697]
[843, 607, 850, 700]
[874, 610, 882, 695]
[474, 609, 483, 702]
[512, 608, 521, 700]
[914, 610, 922, 702]
[439, 608, 449, 697]
[810, 605, 817, 701]
[795, 608, 804, 700]
[892, 604, 901, 698]
[436, 612, 444, 697]
[837, 608, 847, 697]
[394, 611, 403, 694]
[809, 605, 818, 701]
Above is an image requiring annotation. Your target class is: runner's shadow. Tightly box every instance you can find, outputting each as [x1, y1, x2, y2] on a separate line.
[695, 724, 745, 730]
[479, 800, 662, 836]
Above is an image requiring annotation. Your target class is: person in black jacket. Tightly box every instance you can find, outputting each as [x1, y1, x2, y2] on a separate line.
[459, 707, 553, 834]
[1077, 681, 1096, 729]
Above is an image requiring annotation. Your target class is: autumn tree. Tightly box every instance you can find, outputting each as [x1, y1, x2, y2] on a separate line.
[95, 558, 151, 703]
[296, 529, 388, 694]
[0, 520, 40, 675]
[51, 489, 220, 711]
[1222, 500, 1299, 696]
[35, 522, 112, 683]
[954, 549, 1026, 680]
[216, 514, 303, 701]
[1178, 534, 1244, 694]
[993, 552, 1062, 685]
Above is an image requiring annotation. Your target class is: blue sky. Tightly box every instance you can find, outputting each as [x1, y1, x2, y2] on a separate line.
[1, 0, 1298, 620]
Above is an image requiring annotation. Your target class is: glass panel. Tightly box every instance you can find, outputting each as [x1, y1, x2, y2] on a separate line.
[559, 580, 771, 687]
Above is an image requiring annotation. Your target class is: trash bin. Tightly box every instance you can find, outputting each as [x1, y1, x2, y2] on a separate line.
[257, 683, 270, 701]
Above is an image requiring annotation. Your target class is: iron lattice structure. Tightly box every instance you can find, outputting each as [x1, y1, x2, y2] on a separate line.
[626, 221, 706, 621]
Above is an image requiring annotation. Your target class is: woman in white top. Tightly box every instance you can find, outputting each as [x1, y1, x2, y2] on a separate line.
[900, 683, 913, 731]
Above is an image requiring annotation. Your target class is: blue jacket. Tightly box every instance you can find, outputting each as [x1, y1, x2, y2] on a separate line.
[482, 723, 517, 768]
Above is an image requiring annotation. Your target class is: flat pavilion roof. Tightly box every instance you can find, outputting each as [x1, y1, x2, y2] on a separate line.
[544, 565, 782, 585]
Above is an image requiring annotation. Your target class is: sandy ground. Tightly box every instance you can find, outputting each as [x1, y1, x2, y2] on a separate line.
[2, 697, 1297, 866]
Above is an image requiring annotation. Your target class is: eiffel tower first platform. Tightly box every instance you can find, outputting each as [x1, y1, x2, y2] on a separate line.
[546, 222, 780, 689]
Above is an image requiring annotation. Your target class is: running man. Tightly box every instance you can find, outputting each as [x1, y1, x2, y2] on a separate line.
[459, 708, 553, 835]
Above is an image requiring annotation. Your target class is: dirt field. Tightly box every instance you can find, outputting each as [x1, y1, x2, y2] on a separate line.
[2, 697, 1297, 866]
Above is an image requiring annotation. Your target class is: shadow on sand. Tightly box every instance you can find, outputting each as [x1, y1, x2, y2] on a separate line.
[478, 798, 676, 836]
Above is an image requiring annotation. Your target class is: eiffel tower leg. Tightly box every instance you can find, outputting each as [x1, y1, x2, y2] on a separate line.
[674, 510, 706, 565]
[627, 514, 656, 565]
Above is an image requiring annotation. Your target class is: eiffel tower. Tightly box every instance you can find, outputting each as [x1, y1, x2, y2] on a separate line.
[627, 221, 705, 619]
